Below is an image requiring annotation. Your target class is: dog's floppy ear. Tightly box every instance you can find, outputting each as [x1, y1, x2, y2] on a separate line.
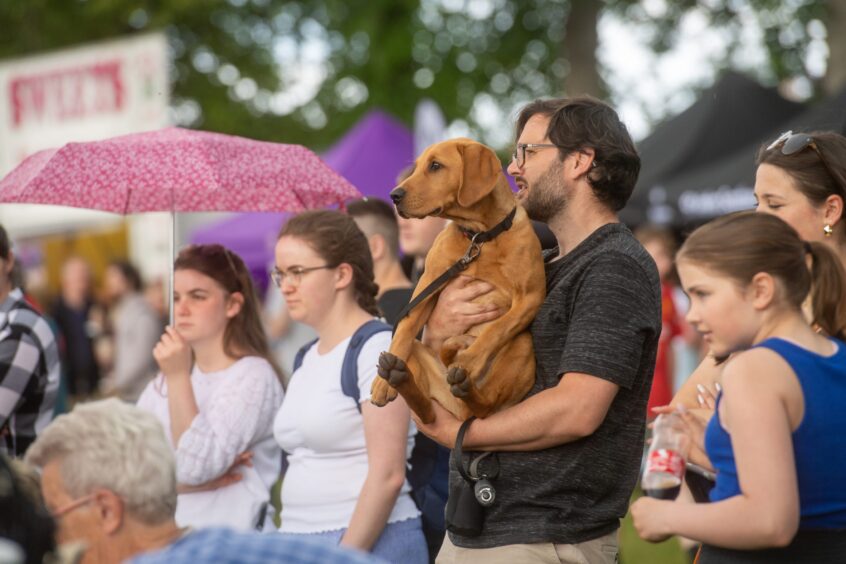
[458, 141, 501, 207]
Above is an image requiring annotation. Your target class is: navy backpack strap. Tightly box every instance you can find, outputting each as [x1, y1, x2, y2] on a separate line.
[341, 319, 393, 413]
[293, 338, 318, 373]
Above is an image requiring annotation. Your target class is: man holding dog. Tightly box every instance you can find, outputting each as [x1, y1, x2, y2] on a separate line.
[417, 97, 662, 564]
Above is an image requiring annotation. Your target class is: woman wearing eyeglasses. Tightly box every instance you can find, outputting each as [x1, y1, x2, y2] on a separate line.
[272, 210, 427, 563]
[136, 244, 285, 531]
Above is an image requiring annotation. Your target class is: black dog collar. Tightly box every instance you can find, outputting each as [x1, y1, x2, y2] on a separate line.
[393, 206, 518, 326]
[458, 207, 517, 243]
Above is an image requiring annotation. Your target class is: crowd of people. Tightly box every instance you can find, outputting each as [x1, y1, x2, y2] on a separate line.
[1, 95, 845, 564]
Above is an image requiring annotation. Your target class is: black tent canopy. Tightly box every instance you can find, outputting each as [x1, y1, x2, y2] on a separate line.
[623, 71, 806, 226]
[627, 85, 846, 227]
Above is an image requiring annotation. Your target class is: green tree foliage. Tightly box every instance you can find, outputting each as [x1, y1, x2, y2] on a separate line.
[0, 0, 836, 150]
[0, 1, 587, 149]
[606, 0, 834, 96]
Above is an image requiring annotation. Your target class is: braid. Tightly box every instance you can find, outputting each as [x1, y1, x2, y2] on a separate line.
[352, 264, 381, 317]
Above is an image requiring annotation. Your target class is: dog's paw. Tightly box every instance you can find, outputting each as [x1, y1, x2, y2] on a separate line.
[377, 352, 410, 389]
[370, 377, 398, 406]
[447, 365, 471, 398]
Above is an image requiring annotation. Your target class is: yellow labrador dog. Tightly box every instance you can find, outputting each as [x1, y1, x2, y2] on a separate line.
[371, 138, 545, 423]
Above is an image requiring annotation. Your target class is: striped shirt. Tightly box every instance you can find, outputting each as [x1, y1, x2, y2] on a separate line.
[0, 288, 60, 457]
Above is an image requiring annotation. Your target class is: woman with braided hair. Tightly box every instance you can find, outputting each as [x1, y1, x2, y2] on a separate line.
[272, 210, 426, 563]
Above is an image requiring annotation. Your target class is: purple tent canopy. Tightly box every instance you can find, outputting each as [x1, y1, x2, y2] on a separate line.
[190, 110, 415, 289]
[322, 109, 415, 201]
[191, 211, 287, 296]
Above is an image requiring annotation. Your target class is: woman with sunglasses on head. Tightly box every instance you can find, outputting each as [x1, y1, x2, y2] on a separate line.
[136, 244, 285, 531]
[754, 130, 846, 264]
[669, 130, 846, 414]
[632, 211, 846, 563]
[272, 210, 426, 563]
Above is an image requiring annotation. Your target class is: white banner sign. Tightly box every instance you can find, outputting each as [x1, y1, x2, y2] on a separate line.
[0, 31, 171, 260]
[0, 32, 169, 176]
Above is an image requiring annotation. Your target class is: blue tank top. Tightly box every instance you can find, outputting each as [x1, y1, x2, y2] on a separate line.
[704, 337, 846, 529]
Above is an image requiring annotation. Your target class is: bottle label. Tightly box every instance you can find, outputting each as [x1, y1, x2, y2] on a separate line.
[646, 448, 685, 478]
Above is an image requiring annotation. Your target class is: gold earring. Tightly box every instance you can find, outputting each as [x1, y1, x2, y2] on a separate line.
[823, 224, 833, 237]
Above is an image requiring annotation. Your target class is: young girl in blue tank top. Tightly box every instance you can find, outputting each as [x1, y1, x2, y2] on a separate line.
[631, 212, 846, 563]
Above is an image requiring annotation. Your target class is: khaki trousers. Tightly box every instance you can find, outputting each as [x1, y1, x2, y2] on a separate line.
[436, 530, 618, 564]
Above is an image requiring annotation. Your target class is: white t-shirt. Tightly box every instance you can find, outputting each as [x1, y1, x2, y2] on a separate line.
[137, 356, 284, 530]
[273, 328, 419, 533]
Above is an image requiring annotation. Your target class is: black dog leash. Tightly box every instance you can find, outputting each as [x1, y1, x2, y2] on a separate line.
[394, 207, 517, 326]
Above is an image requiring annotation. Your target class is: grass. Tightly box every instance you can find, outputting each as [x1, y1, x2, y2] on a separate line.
[619, 488, 693, 564]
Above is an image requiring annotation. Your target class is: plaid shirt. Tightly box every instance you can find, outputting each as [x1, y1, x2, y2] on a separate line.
[127, 528, 388, 564]
[0, 288, 60, 457]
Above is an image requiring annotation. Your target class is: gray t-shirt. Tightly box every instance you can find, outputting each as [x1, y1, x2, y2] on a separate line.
[450, 222, 661, 548]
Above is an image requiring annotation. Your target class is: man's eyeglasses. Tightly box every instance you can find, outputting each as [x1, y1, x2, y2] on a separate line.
[51, 493, 96, 519]
[270, 265, 334, 288]
[766, 130, 842, 194]
[511, 143, 558, 168]
[511, 143, 599, 170]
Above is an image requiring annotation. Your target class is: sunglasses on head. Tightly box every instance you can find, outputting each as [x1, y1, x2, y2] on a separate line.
[766, 130, 842, 194]
[767, 130, 818, 155]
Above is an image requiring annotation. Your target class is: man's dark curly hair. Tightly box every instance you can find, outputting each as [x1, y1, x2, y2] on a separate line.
[516, 97, 641, 211]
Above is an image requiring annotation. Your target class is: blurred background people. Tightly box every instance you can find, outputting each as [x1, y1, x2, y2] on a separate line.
[397, 213, 448, 284]
[143, 278, 169, 328]
[50, 257, 101, 399]
[272, 211, 426, 562]
[136, 245, 284, 531]
[101, 260, 163, 402]
[635, 225, 687, 414]
[348, 197, 414, 326]
[0, 224, 60, 458]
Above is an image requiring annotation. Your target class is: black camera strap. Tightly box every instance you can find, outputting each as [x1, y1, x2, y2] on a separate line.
[454, 416, 477, 483]
[454, 417, 500, 481]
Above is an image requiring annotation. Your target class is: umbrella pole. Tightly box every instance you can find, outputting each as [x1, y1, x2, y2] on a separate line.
[169, 211, 175, 327]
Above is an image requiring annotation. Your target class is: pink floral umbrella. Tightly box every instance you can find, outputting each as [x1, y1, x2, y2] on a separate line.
[0, 127, 360, 213]
[0, 127, 362, 321]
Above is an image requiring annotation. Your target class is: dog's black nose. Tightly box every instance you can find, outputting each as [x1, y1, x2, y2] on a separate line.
[390, 187, 406, 204]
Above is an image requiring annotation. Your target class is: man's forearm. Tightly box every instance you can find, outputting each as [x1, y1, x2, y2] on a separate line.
[463, 375, 617, 451]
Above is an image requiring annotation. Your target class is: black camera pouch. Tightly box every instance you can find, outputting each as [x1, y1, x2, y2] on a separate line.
[444, 417, 486, 537]
[445, 474, 484, 536]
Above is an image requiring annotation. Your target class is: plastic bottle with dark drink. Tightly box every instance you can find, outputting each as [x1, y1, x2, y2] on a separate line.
[642, 412, 689, 500]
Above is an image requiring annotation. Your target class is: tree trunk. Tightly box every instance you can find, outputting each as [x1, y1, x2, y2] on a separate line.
[562, 0, 604, 98]
[823, 0, 846, 95]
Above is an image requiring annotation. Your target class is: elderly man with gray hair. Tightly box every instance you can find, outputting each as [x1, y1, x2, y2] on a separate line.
[25, 399, 385, 564]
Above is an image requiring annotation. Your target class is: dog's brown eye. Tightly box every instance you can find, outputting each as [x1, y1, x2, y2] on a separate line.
[429, 161, 442, 171]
